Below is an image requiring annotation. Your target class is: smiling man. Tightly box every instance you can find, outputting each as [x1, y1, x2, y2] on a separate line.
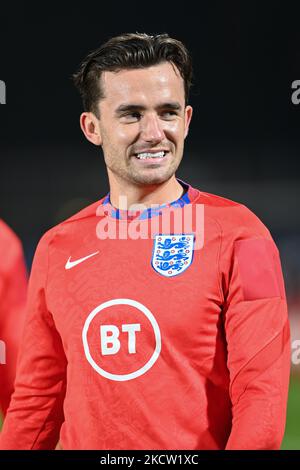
[79, 47, 192, 208]
[0, 33, 290, 450]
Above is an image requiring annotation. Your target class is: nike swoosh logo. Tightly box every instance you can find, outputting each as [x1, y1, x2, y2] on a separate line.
[65, 251, 99, 270]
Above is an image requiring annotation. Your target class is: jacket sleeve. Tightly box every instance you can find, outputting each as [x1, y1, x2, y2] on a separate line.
[0, 231, 67, 449]
[0, 222, 28, 416]
[219, 206, 290, 450]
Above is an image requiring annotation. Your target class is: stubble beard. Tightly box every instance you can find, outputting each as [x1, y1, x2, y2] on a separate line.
[105, 150, 183, 187]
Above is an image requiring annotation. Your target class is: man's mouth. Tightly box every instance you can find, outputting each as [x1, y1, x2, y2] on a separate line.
[134, 150, 169, 161]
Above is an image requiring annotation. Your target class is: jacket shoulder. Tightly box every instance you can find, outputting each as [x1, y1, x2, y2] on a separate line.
[34, 197, 106, 253]
[198, 191, 271, 238]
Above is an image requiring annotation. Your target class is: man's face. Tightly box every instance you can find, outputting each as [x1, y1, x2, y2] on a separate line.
[94, 62, 192, 187]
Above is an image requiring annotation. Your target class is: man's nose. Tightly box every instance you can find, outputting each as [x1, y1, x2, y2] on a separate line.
[140, 114, 164, 142]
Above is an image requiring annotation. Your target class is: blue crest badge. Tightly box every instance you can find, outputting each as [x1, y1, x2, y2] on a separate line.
[151, 234, 194, 277]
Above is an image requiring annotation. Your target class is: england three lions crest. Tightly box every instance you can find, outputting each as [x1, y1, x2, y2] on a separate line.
[151, 234, 195, 277]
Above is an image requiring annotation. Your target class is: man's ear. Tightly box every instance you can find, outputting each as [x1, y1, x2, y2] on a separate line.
[184, 105, 193, 139]
[80, 112, 102, 146]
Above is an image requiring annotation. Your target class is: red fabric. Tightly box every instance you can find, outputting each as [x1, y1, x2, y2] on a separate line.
[0, 220, 28, 416]
[235, 238, 283, 300]
[0, 185, 290, 449]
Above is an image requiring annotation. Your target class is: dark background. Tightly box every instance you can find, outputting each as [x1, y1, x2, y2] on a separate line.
[1, 1, 299, 275]
[0, 0, 300, 446]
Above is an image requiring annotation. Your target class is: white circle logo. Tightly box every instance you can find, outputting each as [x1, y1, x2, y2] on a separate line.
[82, 298, 161, 381]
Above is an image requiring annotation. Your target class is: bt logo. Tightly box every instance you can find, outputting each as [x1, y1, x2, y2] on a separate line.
[82, 298, 161, 381]
[101, 323, 141, 355]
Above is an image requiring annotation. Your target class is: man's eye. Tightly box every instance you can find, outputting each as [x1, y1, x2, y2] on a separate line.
[162, 111, 177, 118]
[123, 112, 141, 120]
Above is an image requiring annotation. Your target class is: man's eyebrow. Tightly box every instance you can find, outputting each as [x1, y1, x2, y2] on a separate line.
[115, 104, 145, 115]
[158, 102, 182, 111]
[115, 102, 182, 115]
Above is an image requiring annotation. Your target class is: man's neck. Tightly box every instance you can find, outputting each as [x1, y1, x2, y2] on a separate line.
[107, 175, 184, 210]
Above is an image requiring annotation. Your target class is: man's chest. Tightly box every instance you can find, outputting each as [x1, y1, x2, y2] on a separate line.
[46, 224, 224, 379]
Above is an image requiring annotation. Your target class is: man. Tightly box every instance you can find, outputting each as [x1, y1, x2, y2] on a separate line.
[0, 219, 27, 418]
[0, 33, 290, 449]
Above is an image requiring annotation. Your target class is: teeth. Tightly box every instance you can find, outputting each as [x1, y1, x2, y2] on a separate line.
[136, 151, 165, 159]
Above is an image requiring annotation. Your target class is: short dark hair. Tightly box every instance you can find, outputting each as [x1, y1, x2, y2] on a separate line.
[73, 32, 193, 117]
